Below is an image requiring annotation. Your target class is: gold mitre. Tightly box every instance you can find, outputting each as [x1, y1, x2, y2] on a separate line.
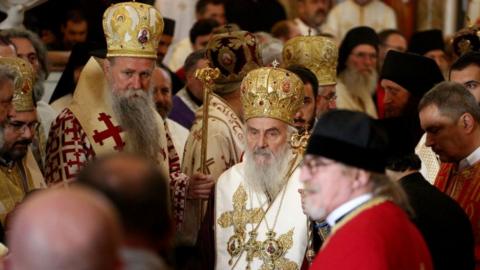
[282, 36, 338, 86]
[103, 2, 164, 59]
[0, 57, 35, 112]
[241, 67, 304, 125]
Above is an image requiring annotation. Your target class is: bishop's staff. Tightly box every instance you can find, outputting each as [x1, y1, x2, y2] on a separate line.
[194, 66, 220, 221]
[195, 66, 220, 174]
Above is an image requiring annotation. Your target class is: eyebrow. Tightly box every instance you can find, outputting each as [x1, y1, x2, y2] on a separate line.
[265, 127, 280, 133]
[463, 80, 480, 84]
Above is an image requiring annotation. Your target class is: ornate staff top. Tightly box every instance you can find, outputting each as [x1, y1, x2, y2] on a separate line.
[195, 66, 220, 174]
[195, 66, 221, 88]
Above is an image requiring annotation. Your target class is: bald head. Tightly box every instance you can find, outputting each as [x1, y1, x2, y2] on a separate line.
[7, 187, 121, 270]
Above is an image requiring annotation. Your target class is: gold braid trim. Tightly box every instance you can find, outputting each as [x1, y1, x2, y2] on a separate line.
[321, 197, 388, 250]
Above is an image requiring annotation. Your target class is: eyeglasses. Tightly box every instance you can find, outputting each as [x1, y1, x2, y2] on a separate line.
[6, 120, 39, 134]
[350, 52, 377, 60]
[319, 92, 336, 103]
[300, 157, 337, 176]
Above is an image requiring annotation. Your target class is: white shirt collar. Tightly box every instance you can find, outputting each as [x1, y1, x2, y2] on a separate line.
[459, 146, 480, 170]
[294, 18, 320, 36]
[326, 193, 373, 227]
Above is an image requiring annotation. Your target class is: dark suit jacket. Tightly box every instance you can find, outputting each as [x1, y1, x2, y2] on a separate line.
[401, 172, 475, 270]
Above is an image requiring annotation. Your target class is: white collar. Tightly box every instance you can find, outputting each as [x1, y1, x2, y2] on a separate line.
[326, 193, 373, 227]
[459, 146, 480, 170]
[294, 18, 320, 36]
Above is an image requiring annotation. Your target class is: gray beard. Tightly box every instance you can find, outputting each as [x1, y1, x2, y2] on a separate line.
[244, 143, 292, 200]
[340, 67, 378, 96]
[111, 89, 161, 161]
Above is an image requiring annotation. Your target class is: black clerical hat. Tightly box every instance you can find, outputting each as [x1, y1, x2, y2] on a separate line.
[337, 26, 380, 74]
[306, 110, 388, 173]
[380, 50, 444, 97]
[163, 17, 176, 37]
[408, 29, 445, 55]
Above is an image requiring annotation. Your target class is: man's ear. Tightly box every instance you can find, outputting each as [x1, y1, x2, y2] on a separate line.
[352, 169, 369, 190]
[461, 113, 476, 134]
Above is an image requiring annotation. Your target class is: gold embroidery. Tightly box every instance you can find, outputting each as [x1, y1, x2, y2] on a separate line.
[219, 183, 299, 269]
[217, 185, 264, 230]
[217, 185, 264, 265]
[290, 128, 310, 155]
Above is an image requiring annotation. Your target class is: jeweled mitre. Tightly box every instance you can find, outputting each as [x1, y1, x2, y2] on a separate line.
[283, 36, 338, 86]
[103, 2, 164, 59]
[241, 67, 304, 125]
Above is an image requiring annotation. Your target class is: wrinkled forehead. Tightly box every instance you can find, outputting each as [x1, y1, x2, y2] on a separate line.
[9, 109, 38, 122]
[246, 117, 289, 131]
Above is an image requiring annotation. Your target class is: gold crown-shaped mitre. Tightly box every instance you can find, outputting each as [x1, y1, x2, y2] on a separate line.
[0, 57, 35, 112]
[241, 67, 304, 125]
[206, 30, 262, 94]
[103, 2, 164, 59]
[282, 36, 338, 86]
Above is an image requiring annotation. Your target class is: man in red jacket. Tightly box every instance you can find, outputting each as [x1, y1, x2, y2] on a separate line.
[300, 110, 433, 270]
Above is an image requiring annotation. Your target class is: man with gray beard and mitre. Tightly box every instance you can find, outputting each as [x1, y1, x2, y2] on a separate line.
[336, 26, 380, 118]
[197, 66, 309, 270]
[44, 1, 210, 229]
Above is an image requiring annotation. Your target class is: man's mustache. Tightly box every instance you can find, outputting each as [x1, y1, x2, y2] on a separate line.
[253, 148, 273, 157]
[14, 140, 32, 147]
[294, 118, 305, 124]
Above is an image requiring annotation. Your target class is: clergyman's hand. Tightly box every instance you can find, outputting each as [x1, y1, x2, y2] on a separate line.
[187, 172, 214, 200]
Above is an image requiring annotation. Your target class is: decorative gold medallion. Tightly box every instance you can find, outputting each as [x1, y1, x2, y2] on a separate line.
[227, 233, 244, 259]
[290, 127, 310, 155]
[259, 229, 295, 270]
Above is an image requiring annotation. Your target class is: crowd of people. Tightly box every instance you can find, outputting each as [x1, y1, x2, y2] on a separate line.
[0, 0, 480, 270]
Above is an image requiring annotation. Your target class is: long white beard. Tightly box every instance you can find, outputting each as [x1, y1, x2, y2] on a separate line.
[340, 67, 378, 96]
[110, 88, 161, 161]
[244, 143, 292, 200]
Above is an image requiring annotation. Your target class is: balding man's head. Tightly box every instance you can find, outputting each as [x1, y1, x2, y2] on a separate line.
[6, 187, 121, 270]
